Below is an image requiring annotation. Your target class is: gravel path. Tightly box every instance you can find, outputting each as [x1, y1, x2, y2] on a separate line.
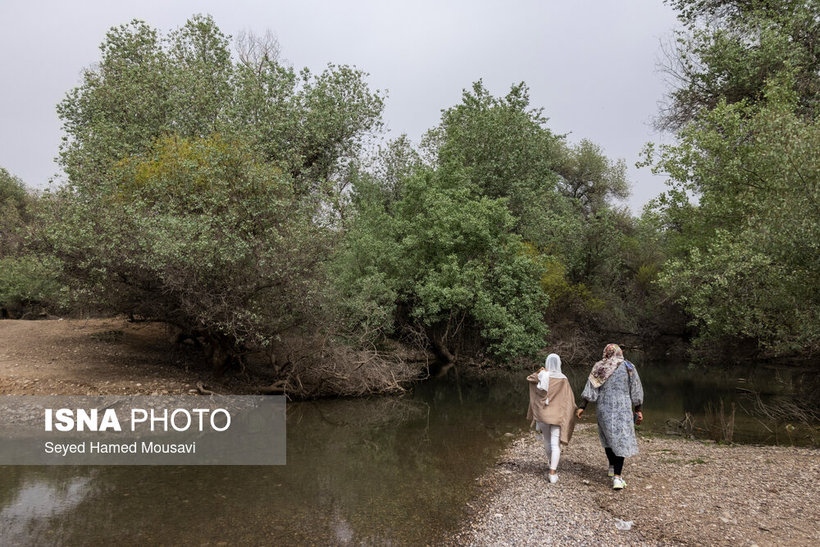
[451, 423, 820, 546]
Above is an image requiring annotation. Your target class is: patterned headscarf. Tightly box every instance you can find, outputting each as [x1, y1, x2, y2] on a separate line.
[588, 343, 624, 388]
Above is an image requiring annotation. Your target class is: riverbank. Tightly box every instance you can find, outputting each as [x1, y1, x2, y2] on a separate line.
[2, 319, 818, 544]
[0, 317, 428, 398]
[451, 423, 819, 546]
[0, 318, 247, 396]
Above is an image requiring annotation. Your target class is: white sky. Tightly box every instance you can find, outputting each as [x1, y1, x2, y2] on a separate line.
[0, 0, 679, 214]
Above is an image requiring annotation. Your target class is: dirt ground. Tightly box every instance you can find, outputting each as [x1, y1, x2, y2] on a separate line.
[0, 317, 256, 396]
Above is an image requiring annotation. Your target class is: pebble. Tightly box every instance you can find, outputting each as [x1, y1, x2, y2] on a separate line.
[451, 428, 647, 546]
[449, 424, 820, 546]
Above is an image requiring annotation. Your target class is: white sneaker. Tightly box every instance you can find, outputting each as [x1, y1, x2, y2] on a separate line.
[608, 465, 615, 477]
[612, 477, 626, 490]
[548, 473, 558, 484]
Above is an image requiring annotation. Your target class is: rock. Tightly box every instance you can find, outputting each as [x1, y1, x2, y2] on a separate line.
[615, 519, 634, 531]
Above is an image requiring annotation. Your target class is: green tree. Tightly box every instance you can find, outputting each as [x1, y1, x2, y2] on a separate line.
[0, 254, 64, 318]
[423, 81, 562, 224]
[58, 15, 384, 202]
[659, 0, 820, 129]
[367, 134, 424, 210]
[57, 19, 170, 191]
[46, 134, 328, 364]
[554, 138, 629, 218]
[0, 168, 66, 317]
[48, 16, 385, 367]
[650, 85, 820, 356]
[166, 14, 234, 137]
[336, 167, 548, 363]
[0, 168, 29, 257]
[230, 54, 384, 198]
[416, 81, 649, 337]
[649, 2, 820, 357]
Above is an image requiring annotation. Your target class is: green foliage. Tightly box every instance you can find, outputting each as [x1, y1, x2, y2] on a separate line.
[49, 15, 676, 371]
[364, 134, 424, 210]
[336, 168, 548, 361]
[166, 15, 234, 137]
[423, 81, 561, 222]
[419, 81, 640, 332]
[651, 88, 820, 355]
[0, 167, 28, 208]
[526, 246, 603, 317]
[0, 255, 65, 316]
[0, 168, 30, 257]
[333, 81, 659, 359]
[47, 15, 385, 363]
[325, 169, 400, 342]
[58, 15, 384, 201]
[646, 2, 820, 358]
[58, 19, 169, 189]
[554, 138, 630, 218]
[46, 134, 328, 349]
[231, 60, 384, 195]
[0, 168, 67, 316]
[660, 0, 820, 128]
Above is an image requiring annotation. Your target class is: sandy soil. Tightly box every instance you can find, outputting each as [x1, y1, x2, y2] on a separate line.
[451, 424, 820, 546]
[0, 317, 254, 396]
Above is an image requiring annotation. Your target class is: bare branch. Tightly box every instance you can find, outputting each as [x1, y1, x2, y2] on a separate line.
[235, 28, 281, 72]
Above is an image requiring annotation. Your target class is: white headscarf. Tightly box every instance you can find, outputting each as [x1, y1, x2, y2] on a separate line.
[537, 353, 567, 405]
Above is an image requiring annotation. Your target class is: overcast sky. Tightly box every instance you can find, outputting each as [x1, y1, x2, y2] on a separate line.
[0, 0, 680, 214]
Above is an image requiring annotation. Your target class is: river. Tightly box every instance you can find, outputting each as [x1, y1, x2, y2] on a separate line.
[0, 361, 816, 545]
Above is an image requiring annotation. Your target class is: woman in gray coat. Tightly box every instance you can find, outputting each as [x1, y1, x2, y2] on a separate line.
[576, 343, 644, 490]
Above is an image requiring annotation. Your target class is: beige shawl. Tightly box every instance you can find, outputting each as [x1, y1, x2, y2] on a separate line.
[526, 372, 577, 445]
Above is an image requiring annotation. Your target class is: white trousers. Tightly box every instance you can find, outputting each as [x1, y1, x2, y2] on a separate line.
[537, 421, 561, 471]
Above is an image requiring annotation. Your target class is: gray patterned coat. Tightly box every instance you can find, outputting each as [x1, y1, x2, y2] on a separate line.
[581, 362, 644, 457]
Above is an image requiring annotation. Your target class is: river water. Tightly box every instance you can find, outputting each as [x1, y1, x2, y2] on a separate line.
[0, 361, 816, 545]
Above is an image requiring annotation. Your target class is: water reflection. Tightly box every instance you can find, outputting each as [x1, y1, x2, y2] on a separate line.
[0, 371, 528, 545]
[0, 474, 93, 545]
[636, 362, 819, 446]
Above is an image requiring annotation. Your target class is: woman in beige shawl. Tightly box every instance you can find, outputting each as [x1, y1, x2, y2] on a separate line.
[526, 353, 577, 483]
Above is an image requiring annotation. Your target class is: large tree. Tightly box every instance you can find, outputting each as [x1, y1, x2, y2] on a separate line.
[0, 168, 29, 258]
[57, 15, 384, 201]
[46, 135, 327, 363]
[651, 87, 820, 356]
[421, 81, 634, 314]
[423, 81, 562, 224]
[0, 168, 63, 317]
[334, 82, 646, 361]
[649, 0, 820, 357]
[336, 166, 548, 363]
[659, 0, 820, 129]
[47, 16, 384, 367]
[554, 139, 629, 219]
